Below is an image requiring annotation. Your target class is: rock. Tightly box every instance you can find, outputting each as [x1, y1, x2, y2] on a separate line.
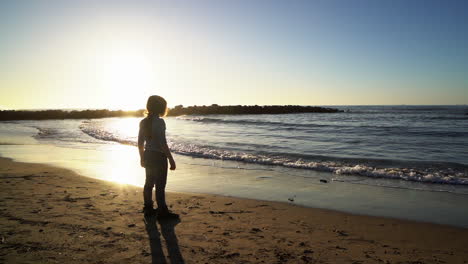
[250, 228, 262, 233]
[336, 230, 348, 236]
[225, 252, 240, 258]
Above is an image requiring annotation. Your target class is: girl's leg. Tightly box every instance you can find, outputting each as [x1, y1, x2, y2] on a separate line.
[155, 154, 169, 211]
[143, 167, 156, 208]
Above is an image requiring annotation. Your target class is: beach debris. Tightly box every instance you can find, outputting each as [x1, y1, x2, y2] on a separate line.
[63, 194, 91, 202]
[128, 224, 136, 228]
[275, 251, 294, 262]
[288, 195, 296, 202]
[320, 179, 328, 183]
[338, 231, 348, 236]
[141, 249, 151, 257]
[250, 228, 262, 233]
[224, 202, 233, 206]
[209, 210, 252, 214]
[333, 229, 349, 236]
[1, 236, 5, 244]
[23, 174, 35, 180]
[63, 194, 76, 202]
[100, 243, 114, 248]
[224, 252, 240, 258]
[1, 174, 49, 180]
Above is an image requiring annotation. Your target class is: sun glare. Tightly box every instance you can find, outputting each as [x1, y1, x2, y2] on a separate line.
[99, 44, 155, 110]
[99, 145, 142, 186]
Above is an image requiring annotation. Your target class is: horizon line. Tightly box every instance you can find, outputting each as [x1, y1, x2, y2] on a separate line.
[2, 104, 467, 111]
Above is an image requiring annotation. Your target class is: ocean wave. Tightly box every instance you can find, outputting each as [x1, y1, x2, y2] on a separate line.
[78, 123, 135, 146]
[176, 116, 468, 137]
[79, 122, 468, 185]
[32, 126, 57, 138]
[176, 116, 330, 129]
[32, 125, 110, 145]
[166, 143, 468, 185]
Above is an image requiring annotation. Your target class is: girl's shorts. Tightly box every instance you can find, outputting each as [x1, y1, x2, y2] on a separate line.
[144, 150, 168, 173]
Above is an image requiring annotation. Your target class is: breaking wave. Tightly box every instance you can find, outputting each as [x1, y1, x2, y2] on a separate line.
[79, 121, 468, 186]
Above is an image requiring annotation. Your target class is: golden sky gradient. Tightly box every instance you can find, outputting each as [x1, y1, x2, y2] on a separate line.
[1, 1, 467, 110]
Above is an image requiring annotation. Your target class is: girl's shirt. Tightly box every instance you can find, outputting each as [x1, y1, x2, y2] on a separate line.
[140, 116, 167, 153]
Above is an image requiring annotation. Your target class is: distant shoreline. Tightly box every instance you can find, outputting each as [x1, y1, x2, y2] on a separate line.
[0, 105, 342, 121]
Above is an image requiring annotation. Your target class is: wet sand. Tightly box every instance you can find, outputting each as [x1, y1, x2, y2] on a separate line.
[1, 157, 467, 264]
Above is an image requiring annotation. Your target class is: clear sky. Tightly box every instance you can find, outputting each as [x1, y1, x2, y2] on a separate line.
[1, 0, 467, 110]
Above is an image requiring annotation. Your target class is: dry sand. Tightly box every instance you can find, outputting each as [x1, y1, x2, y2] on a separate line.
[1, 157, 468, 264]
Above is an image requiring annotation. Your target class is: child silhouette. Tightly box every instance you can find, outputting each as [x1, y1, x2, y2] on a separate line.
[138, 95, 178, 218]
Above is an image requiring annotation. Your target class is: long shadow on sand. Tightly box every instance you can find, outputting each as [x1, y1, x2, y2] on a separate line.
[144, 215, 184, 264]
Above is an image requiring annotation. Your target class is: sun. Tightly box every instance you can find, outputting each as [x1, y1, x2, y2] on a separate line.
[99, 44, 156, 110]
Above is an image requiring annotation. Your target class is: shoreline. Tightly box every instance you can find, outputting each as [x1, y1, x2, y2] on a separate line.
[2, 142, 468, 228]
[1, 157, 468, 263]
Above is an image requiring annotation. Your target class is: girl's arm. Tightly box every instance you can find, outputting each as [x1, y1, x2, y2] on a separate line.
[162, 143, 176, 170]
[138, 121, 145, 167]
[159, 120, 176, 170]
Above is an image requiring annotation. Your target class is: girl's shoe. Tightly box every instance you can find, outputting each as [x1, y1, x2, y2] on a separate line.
[157, 209, 179, 220]
[143, 206, 156, 216]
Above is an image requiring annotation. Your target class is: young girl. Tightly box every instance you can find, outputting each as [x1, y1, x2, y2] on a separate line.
[138, 95, 178, 218]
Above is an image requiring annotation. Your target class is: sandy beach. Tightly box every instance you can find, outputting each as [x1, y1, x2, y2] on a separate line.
[1, 157, 467, 264]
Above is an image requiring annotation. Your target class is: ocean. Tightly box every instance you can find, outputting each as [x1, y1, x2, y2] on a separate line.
[1, 105, 468, 226]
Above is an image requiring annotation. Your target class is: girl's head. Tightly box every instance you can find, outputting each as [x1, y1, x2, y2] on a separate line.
[146, 95, 167, 117]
